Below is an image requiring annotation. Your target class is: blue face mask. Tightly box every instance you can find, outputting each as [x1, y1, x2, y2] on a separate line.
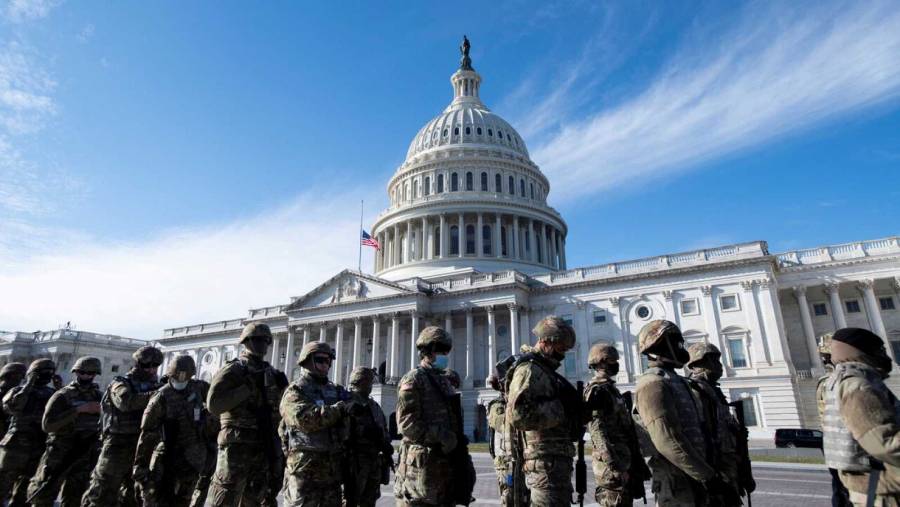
[433, 354, 449, 369]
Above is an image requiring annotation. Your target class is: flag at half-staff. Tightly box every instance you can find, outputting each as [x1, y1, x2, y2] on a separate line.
[361, 230, 381, 250]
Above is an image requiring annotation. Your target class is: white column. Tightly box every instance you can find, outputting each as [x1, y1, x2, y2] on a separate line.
[793, 286, 822, 371]
[334, 322, 344, 384]
[302, 326, 310, 347]
[528, 220, 536, 263]
[699, 286, 727, 367]
[406, 220, 413, 263]
[741, 281, 770, 366]
[319, 324, 326, 343]
[390, 314, 400, 381]
[458, 212, 465, 256]
[445, 313, 455, 370]
[859, 280, 891, 360]
[439, 214, 447, 259]
[611, 297, 635, 381]
[269, 335, 281, 367]
[551, 228, 558, 269]
[371, 317, 382, 369]
[495, 214, 502, 258]
[512, 216, 520, 260]
[476, 213, 484, 257]
[758, 278, 791, 368]
[284, 326, 295, 379]
[465, 308, 474, 388]
[487, 307, 497, 374]
[509, 304, 520, 352]
[825, 283, 847, 329]
[393, 224, 400, 265]
[409, 311, 419, 371]
[352, 318, 362, 371]
[559, 236, 567, 269]
[421, 216, 429, 260]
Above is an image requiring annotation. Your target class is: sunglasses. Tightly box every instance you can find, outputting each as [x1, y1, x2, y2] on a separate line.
[74, 371, 96, 376]
[139, 363, 161, 369]
[312, 356, 333, 365]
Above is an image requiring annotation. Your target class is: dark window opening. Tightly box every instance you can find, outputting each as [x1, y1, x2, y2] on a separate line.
[466, 225, 476, 255]
[520, 179, 525, 197]
[424, 176, 431, 196]
[501, 226, 508, 256]
[482, 225, 492, 256]
[451, 173, 459, 191]
[450, 226, 460, 255]
[508, 176, 514, 194]
[495, 174, 502, 192]
[466, 172, 473, 191]
[437, 174, 444, 193]
[480, 172, 488, 191]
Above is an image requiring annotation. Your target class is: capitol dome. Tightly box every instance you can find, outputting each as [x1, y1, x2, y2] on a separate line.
[372, 39, 567, 281]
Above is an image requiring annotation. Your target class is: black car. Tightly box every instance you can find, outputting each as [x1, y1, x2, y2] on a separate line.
[775, 428, 823, 448]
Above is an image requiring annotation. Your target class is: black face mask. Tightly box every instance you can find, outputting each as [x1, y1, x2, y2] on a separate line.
[36, 371, 54, 385]
[245, 337, 270, 358]
[77, 376, 95, 386]
[602, 362, 620, 377]
[550, 350, 566, 362]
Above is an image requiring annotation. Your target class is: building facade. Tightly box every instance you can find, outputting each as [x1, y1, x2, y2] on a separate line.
[155, 50, 900, 440]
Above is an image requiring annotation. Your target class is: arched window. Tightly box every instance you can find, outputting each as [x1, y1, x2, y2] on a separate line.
[466, 225, 476, 255]
[530, 182, 534, 199]
[520, 179, 525, 197]
[466, 172, 473, 191]
[437, 174, 444, 193]
[488, 128, 493, 137]
[501, 226, 508, 256]
[450, 226, 459, 255]
[433, 226, 441, 256]
[477, 127, 483, 135]
[495, 174, 502, 192]
[451, 173, 459, 192]
[508, 175, 514, 194]
[413, 180, 418, 199]
[443, 128, 448, 137]
[482, 225, 492, 256]
[454, 127, 459, 136]
[480, 172, 488, 191]
[424, 176, 431, 196]
[498, 130, 503, 139]
[465, 126, 471, 135]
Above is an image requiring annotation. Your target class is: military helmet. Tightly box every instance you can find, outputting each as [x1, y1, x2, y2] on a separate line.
[239, 323, 273, 345]
[132, 346, 164, 365]
[349, 366, 376, 387]
[27, 358, 56, 375]
[638, 320, 683, 354]
[532, 316, 576, 350]
[72, 356, 102, 374]
[166, 355, 197, 382]
[588, 343, 619, 369]
[686, 342, 721, 368]
[0, 362, 26, 380]
[415, 326, 452, 353]
[297, 341, 335, 366]
[818, 333, 833, 356]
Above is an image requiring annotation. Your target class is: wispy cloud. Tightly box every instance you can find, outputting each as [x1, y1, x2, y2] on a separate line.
[0, 190, 373, 339]
[3, 0, 62, 23]
[527, 1, 900, 201]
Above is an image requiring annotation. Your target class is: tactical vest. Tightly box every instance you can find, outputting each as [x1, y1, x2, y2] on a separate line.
[158, 381, 209, 471]
[398, 366, 457, 446]
[56, 382, 102, 434]
[101, 375, 158, 435]
[642, 367, 707, 457]
[506, 353, 582, 440]
[587, 377, 633, 468]
[284, 373, 348, 454]
[823, 362, 900, 472]
[348, 395, 387, 454]
[690, 375, 738, 455]
[218, 358, 285, 431]
[487, 398, 507, 459]
[6, 384, 55, 436]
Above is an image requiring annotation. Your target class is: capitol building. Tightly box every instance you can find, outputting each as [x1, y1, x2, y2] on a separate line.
[155, 47, 900, 440]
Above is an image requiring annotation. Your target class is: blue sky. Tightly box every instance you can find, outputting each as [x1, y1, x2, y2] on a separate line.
[1, 0, 899, 338]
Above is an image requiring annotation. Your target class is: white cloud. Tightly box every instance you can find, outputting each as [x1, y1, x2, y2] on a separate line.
[3, 0, 62, 22]
[0, 190, 375, 339]
[528, 1, 900, 201]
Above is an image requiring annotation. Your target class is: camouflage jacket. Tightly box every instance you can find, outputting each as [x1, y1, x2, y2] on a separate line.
[43, 380, 102, 436]
[0, 381, 17, 437]
[585, 372, 633, 480]
[207, 351, 286, 444]
[689, 373, 739, 461]
[487, 397, 507, 460]
[279, 369, 349, 458]
[635, 364, 714, 483]
[816, 363, 835, 428]
[506, 351, 577, 460]
[135, 380, 213, 474]
[396, 364, 458, 449]
[102, 370, 161, 436]
[2, 381, 55, 438]
[347, 391, 389, 456]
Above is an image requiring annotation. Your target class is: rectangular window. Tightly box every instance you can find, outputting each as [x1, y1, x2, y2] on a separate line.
[720, 294, 739, 311]
[730, 389, 760, 427]
[680, 299, 699, 315]
[846, 300, 861, 313]
[593, 311, 607, 324]
[728, 338, 748, 368]
[813, 303, 828, 316]
[880, 297, 896, 311]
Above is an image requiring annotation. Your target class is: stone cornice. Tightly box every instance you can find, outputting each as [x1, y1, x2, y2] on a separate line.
[372, 197, 566, 234]
[776, 237, 900, 272]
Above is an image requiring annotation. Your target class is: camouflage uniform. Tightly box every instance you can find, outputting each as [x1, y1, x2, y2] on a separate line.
[345, 367, 391, 507]
[816, 333, 852, 507]
[822, 328, 900, 506]
[686, 343, 744, 506]
[633, 320, 717, 507]
[279, 342, 349, 507]
[0, 363, 26, 440]
[0, 358, 56, 506]
[82, 345, 164, 507]
[133, 356, 215, 507]
[208, 323, 287, 507]
[584, 344, 648, 507]
[506, 316, 579, 507]
[28, 357, 103, 507]
[486, 377, 511, 506]
[394, 326, 468, 507]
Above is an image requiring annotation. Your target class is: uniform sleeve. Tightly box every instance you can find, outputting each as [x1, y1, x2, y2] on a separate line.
[3, 385, 31, 416]
[840, 384, 900, 468]
[636, 379, 715, 482]
[584, 383, 614, 413]
[507, 365, 566, 431]
[110, 380, 154, 413]
[134, 392, 165, 470]
[207, 365, 252, 416]
[279, 384, 343, 432]
[42, 390, 76, 434]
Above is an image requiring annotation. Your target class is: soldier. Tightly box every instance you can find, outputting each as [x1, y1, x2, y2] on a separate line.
[634, 320, 730, 506]
[0, 358, 56, 506]
[133, 355, 215, 507]
[506, 316, 580, 507]
[27, 356, 103, 507]
[584, 343, 650, 507]
[394, 326, 475, 507]
[278, 342, 350, 506]
[486, 374, 512, 506]
[344, 366, 392, 507]
[207, 323, 288, 507]
[686, 343, 751, 506]
[82, 345, 164, 507]
[822, 327, 900, 506]
[816, 333, 852, 507]
[0, 363, 26, 439]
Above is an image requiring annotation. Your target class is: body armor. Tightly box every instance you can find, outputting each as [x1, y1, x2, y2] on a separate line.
[639, 366, 707, 456]
[283, 373, 348, 453]
[157, 381, 209, 471]
[50, 382, 102, 434]
[5, 385, 55, 437]
[101, 375, 159, 435]
[218, 358, 283, 433]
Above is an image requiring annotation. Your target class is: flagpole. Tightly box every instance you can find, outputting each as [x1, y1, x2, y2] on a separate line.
[358, 200, 364, 272]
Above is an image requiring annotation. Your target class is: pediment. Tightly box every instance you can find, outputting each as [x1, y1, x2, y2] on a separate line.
[285, 270, 417, 311]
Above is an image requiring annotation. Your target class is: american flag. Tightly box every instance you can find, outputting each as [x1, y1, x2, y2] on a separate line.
[361, 230, 380, 250]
